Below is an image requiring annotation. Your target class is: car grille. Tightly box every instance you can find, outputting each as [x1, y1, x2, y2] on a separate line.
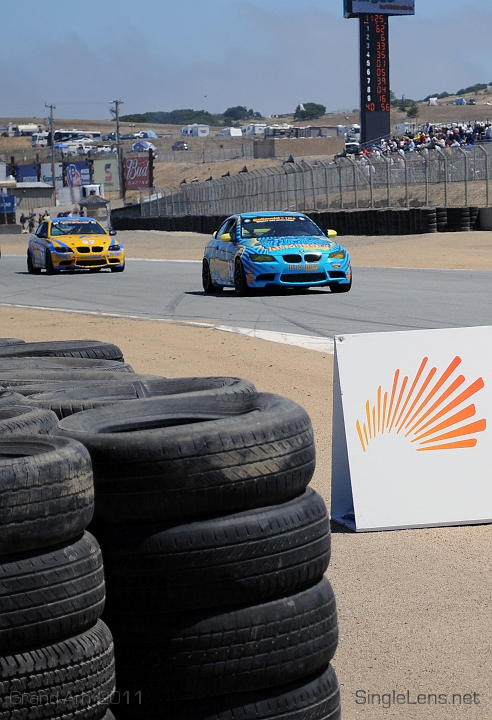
[305, 253, 322, 262]
[75, 259, 107, 267]
[76, 246, 104, 253]
[280, 272, 326, 283]
[328, 270, 346, 278]
[283, 254, 302, 263]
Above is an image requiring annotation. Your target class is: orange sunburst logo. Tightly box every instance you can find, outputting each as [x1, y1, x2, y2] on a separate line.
[355, 356, 486, 452]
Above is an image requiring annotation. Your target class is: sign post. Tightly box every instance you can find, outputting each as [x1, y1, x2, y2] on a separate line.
[331, 326, 492, 531]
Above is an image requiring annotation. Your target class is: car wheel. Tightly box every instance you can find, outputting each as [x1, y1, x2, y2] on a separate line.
[110, 264, 125, 273]
[329, 280, 352, 293]
[27, 251, 41, 274]
[202, 260, 223, 293]
[45, 251, 57, 275]
[234, 258, 250, 296]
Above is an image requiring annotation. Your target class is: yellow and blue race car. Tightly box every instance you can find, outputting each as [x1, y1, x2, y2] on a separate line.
[202, 211, 351, 295]
[27, 216, 125, 274]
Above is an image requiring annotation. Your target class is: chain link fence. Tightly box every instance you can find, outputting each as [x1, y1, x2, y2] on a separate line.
[142, 144, 491, 217]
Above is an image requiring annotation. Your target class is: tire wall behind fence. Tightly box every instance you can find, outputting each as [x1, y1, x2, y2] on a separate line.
[112, 207, 486, 236]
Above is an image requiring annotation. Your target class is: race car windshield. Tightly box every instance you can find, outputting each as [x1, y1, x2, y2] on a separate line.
[50, 221, 106, 236]
[241, 217, 323, 238]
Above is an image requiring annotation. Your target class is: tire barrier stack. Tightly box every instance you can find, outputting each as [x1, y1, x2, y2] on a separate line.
[0, 436, 116, 720]
[52, 392, 341, 719]
[0, 337, 342, 719]
[112, 206, 487, 236]
[0, 339, 124, 720]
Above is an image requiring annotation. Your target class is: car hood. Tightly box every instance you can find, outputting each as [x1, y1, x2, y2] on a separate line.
[241, 236, 342, 253]
[49, 234, 112, 249]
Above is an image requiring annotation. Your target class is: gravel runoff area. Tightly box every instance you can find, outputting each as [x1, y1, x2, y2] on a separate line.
[0, 228, 491, 719]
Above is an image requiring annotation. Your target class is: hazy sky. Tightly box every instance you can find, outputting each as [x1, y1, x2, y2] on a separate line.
[2, 0, 491, 120]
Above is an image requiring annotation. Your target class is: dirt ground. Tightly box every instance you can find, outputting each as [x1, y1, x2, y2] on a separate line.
[0, 229, 490, 718]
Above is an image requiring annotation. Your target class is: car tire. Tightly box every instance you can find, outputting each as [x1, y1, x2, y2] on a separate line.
[95, 488, 330, 614]
[27, 251, 41, 274]
[54, 392, 315, 523]
[202, 259, 223, 293]
[234, 257, 250, 296]
[26, 375, 256, 419]
[0, 532, 105, 652]
[0, 620, 115, 720]
[0, 338, 25, 347]
[0, 390, 29, 407]
[329, 280, 352, 293]
[45, 250, 57, 275]
[115, 665, 340, 720]
[0, 405, 59, 436]
[0, 339, 124, 361]
[110, 264, 125, 273]
[0, 357, 133, 373]
[105, 577, 338, 701]
[0, 436, 94, 554]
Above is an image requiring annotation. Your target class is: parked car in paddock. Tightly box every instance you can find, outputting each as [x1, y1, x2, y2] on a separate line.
[27, 217, 125, 274]
[202, 211, 352, 295]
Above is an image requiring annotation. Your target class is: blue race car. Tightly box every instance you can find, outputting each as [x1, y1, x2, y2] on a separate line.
[202, 211, 352, 295]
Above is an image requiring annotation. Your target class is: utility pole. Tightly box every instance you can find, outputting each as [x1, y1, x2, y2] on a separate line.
[45, 103, 56, 206]
[110, 99, 124, 198]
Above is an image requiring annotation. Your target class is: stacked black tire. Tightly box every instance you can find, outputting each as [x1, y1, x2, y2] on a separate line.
[0, 436, 115, 720]
[52, 392, 341, 720]
[0, 340, 125, 720]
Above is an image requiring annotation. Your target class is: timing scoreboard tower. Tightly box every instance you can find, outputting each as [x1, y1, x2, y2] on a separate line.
[344, 1, 415, 144]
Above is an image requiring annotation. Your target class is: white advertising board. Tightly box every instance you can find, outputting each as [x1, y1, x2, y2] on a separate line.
[40, 163, 63, 189]
[331, 326, 492, 531]
[351, 0, 414, 15]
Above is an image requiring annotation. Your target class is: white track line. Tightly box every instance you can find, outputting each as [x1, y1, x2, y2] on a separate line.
[0, 302, 333, 353]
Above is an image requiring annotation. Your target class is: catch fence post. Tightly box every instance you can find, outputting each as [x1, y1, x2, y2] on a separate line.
[436, 148, 449, 207]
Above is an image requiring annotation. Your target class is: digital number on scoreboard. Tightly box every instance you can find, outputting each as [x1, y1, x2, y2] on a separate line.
[361, 14, 390, 114]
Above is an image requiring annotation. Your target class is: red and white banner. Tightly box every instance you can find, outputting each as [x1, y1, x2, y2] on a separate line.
[124, 157, 150, 190]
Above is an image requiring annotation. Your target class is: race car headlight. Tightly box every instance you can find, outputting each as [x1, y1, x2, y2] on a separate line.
[52, 244, 73, 253]
[110, 243, 121, 251]
[328, 250, 346, 259]
[248, 254, 277, 263]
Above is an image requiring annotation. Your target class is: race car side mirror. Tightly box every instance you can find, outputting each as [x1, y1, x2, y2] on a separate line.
[220, 233, 232, 242]
[109, 230, 117, 235]
[326, 229, 338, 238]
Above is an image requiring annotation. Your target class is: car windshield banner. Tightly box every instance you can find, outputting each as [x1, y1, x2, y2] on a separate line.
[93, 159, 120, 192]
[40, 163, 64, 189]
[16, 164, 38, 183]
[64, 161, 91, 187]
[125, 157, 150, 190]
[345, 0, 415, 15]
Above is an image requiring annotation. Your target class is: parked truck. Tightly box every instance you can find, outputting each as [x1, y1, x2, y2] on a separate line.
[6, 122, 44, 137]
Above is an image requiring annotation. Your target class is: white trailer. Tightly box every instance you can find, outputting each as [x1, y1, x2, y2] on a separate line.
[241, 123, 268, 136]
[180, 124, 210, 137]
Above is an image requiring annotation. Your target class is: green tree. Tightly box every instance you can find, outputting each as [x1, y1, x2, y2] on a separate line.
[223, 106, 262, 121]
[294, 103, 326, 121]
[407, 101, 420, 119]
